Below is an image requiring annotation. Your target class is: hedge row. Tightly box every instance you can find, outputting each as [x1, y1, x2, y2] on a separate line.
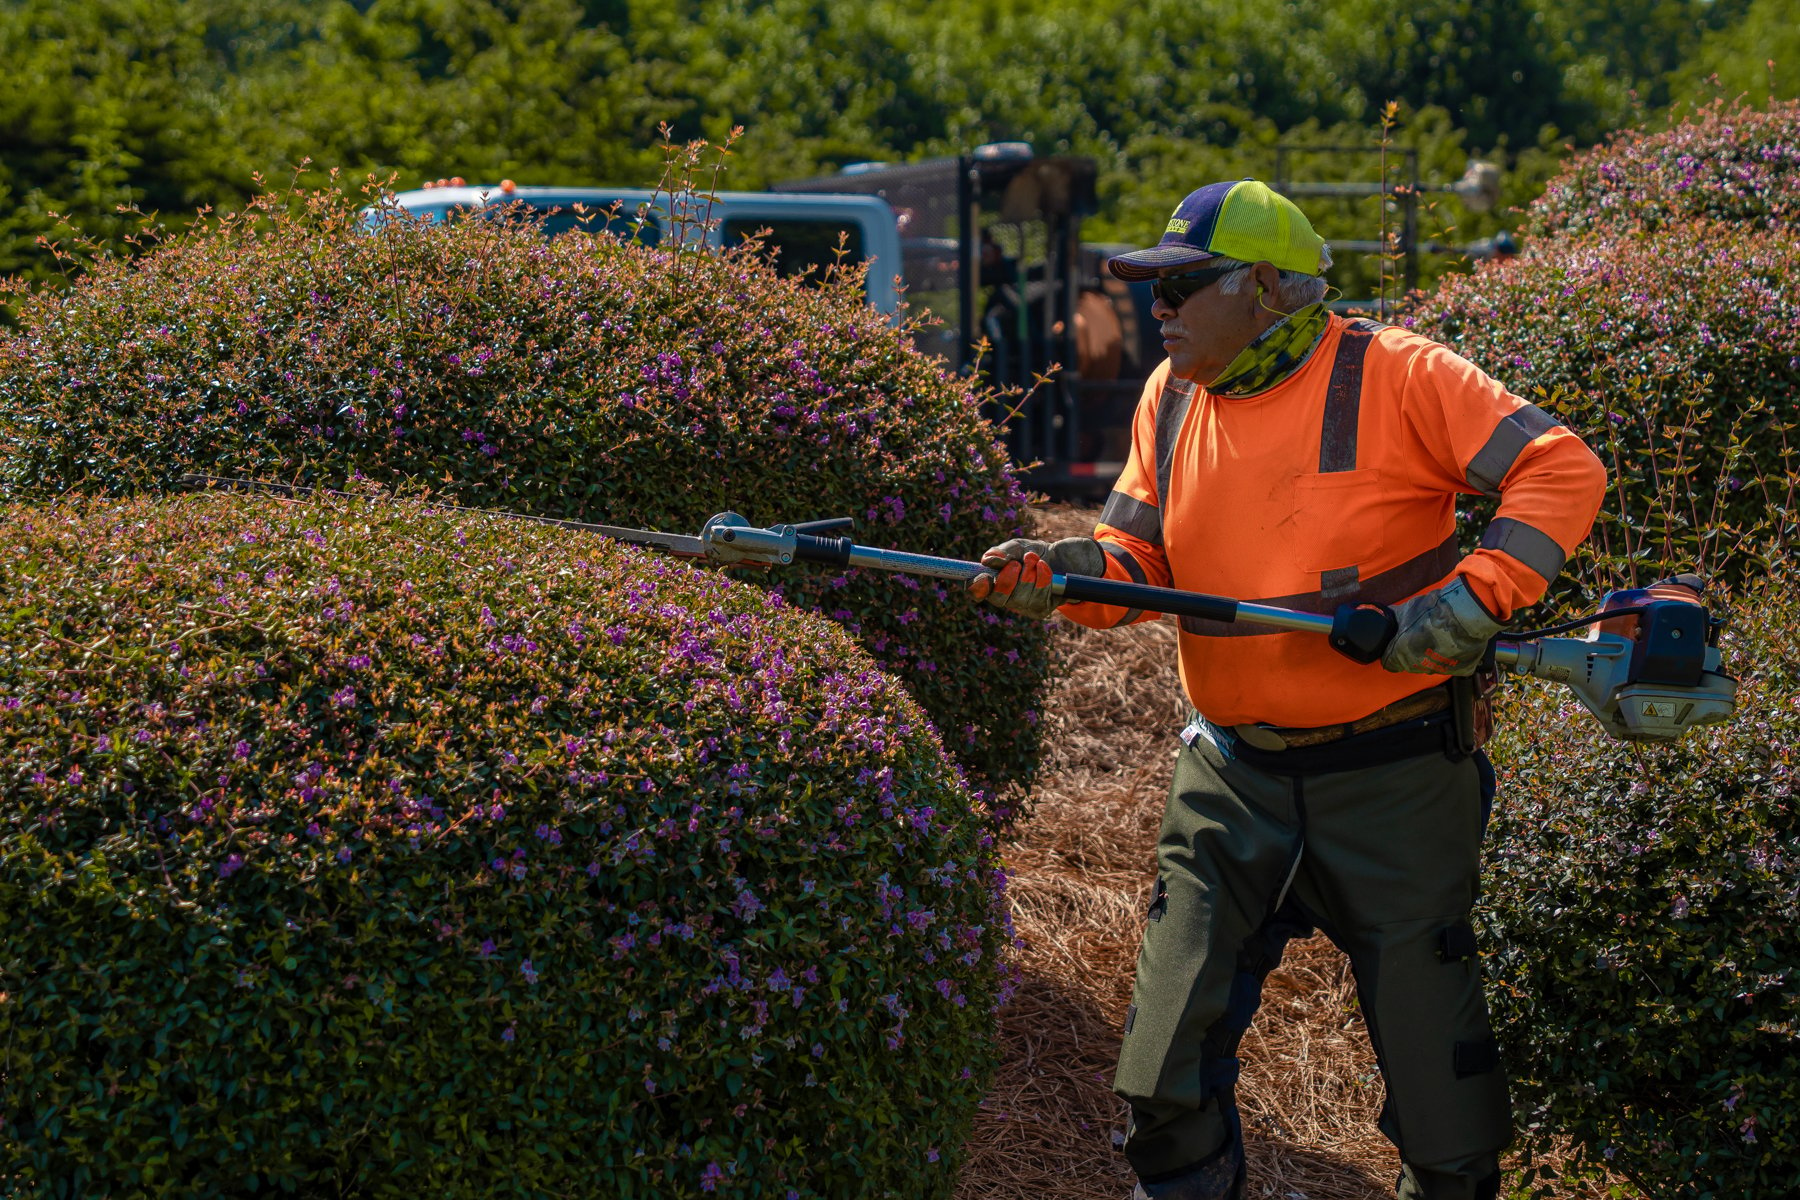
[0, 489, 1013, 1197]
[1525, 98, 1800, 240]
[1482, 561, 1798, 1199]
[0, 182, 1053, 799]
[1402, 217, 1800, 595]
[1402, 98, 1800, 1197]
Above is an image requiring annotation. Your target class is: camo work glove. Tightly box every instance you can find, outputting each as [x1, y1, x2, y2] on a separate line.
[1381, 576, 1504, 676]
[967, 536, 1107, 620]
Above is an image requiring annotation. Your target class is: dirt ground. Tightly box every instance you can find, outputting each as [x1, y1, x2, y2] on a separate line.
[952, 504, 1628, 1200]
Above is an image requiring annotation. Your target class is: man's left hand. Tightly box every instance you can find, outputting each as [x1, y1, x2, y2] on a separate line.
[1381, 577, 1503, 675]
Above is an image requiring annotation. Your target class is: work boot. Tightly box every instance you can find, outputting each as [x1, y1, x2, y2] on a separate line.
[1128, 1140, 1245, 1199]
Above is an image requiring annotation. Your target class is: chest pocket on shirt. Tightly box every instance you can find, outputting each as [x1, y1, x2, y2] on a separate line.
[1292, 468, 1386, 572]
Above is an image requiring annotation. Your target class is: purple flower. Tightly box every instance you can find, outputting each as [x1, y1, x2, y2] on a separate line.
[219, 854, 245, 879]
[730, 887, 766, 922]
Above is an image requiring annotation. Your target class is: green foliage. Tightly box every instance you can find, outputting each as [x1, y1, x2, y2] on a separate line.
[1524, 98, 1800, 239]
[0, 0, 248, 281]
[1398, 218, 1800, 596]
[0, 0, 1768, 284]
[1668, 0, 1800, 109]
[1408, 94, 1800, 1195]
[225, 0, 662, 193]
[1482, 564, 1800, 1199]
[0, 489, 1010, 1197]
[1529, 0, 1756, 115]
[0, 177, 1052, 797]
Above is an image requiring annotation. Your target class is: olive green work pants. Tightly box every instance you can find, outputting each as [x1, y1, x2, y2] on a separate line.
[1115, 718, 1511, 1199]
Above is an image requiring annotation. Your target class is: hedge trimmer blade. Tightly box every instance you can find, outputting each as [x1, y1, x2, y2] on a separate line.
[177, 473, 708, 559]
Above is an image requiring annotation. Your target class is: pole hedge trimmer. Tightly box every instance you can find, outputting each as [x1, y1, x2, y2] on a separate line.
[182, 475, 1738, 743]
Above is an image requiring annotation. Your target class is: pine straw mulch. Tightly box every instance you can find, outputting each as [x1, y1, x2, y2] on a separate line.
[953, 504, 1632, 1200]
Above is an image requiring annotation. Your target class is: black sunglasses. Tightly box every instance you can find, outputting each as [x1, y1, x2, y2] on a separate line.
[1151, 264, 1238, 308]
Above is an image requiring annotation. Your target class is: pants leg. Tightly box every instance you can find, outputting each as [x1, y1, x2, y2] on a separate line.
[1287, 751, 1512, 1198]
[1114, 725, 1307, 1181]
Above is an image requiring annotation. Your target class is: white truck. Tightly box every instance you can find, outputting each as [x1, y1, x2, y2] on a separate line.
[368, 180, 906, 315]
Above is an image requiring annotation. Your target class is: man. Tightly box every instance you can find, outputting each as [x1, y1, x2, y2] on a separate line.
[968, 180, 1606, 1200]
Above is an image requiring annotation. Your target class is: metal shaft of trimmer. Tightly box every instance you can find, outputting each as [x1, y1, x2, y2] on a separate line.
[765, 531, 1381, 639]
[765, 528, 1531, 664]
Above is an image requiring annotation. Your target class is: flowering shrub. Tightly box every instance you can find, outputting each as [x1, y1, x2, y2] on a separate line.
[1409, 98, 1800, 1196]
[0, 181, 1050, 797]
[1481, 562, 1800, 1199]
[1400, 218, 1800, 593]
[1525, 98, 1800, 240]
[0, 490, 1012, 1198]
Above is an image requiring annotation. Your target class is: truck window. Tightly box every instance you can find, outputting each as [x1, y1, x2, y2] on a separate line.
[486, 201, 662, 246]
[359, 200, 465, 229]
[723, 218, 866, 290]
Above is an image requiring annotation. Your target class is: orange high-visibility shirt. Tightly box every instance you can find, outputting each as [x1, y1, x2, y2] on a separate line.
[1060, 314, 1607, 729]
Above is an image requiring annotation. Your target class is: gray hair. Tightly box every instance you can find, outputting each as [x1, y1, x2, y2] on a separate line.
[1211, 249, 1333, 312]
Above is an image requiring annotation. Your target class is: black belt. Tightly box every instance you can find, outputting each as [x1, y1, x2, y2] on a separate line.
[1234, 685, 1451, 750]
[1194, 672, 1494, 775]
[1199, 708, 1469, 776]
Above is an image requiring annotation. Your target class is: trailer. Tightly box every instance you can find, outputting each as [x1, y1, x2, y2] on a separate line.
[778, 145, 1158, 499]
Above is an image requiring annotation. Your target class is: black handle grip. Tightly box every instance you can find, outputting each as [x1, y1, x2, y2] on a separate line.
[793, 534, 854, 567]
[1058, 574, 1240, 623]
[1329, 602, 1398, 664]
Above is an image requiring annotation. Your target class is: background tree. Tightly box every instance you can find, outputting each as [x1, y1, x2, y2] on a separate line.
[1, 0, 1792, 290]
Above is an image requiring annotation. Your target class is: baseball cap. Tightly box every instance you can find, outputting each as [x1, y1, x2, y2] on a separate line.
[1108, 180, 1327, 281]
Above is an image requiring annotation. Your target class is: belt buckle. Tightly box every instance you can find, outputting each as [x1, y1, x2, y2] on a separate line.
[1235, 724, 1291, 752]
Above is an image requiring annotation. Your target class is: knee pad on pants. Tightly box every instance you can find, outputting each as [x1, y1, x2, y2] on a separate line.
[1359, 919, 1512, 1169]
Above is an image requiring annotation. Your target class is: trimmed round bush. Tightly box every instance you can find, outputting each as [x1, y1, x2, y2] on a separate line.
[0, 489, 1011, 1198]
[1399, 218, 1800, 591]
[1525, 98, 1800, 241]
[0, 183, 1051, 797]
[1481, 562, 1799, 1198]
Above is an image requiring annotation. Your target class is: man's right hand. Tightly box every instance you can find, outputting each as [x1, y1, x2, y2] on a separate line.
[967, 536, 1106, 619]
